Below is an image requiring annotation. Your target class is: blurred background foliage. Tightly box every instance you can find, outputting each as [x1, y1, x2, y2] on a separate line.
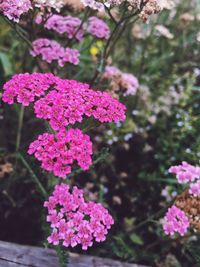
[0, 1, 200, 266]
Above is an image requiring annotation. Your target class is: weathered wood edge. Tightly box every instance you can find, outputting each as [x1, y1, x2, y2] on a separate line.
[0, 240, 149, 267]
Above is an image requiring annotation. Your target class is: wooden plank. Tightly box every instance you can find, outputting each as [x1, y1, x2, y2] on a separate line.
[0, 259, 27, 267]
[0, 241, 59, 267]
[0, 241, 149, 267]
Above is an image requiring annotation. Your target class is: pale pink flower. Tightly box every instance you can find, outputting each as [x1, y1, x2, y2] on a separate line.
[169, 161, 200, 184]
[163, 205, 190, 236]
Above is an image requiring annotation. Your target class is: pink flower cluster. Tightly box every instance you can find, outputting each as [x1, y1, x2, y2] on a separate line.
[169, 161, 200, 197]
[30, 39, 80, 67]
[28, 129, 92, 178]
[2, 73, 56, 106]
[44, 183, 114, 250]
[0, 0, 32, 22]
[87, 17, 110, 40]
[104, 65, 139, 96]
[43, 15, 110, 41]
[44, 15, 84, 41]
[163, 205, 190, 236]
[169, 161, 200, 184]
[34, 83, 126, 131]
[121, 73, 139, 96]
[189, 180, 200, 197]
[104, 66, 121, 77]
[2, 73, 126, 130]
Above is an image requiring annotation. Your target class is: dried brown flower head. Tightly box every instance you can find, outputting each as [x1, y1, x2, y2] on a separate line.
[0, 162, 13, 178]
[139, 0, 162, 22]
[175, 190, 200, 231]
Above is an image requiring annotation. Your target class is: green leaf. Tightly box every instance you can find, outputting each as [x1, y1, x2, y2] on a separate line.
[130, 233, 144, 246]
[0, 51, 13, 76]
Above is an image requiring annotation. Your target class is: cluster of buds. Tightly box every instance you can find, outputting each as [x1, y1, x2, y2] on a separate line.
[139, 0, 162, 22]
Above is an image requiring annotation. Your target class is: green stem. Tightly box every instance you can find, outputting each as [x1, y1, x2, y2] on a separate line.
[56, 246, 69, 267]
[130, 202, 173, 232]
[17, 153, 48, 198]
[16, 106, 25, 153]
[2, 16, 32, 47]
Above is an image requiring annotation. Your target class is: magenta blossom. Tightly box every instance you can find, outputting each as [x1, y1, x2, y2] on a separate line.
[169, 161, 200, 184]
[44, 183, 114, 250]
[2, 73, 57, 106]
[2, 73, 126, 130]
[34, 79, 126, 131]
[28, 129, 93, 178]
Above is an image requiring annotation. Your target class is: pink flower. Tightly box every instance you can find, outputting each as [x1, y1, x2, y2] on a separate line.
[189, 180, 200, 197]
[44, 15, 84, 41]
[87, 17, 110, 40]
[47, 229, 59, 245]
[103, 65, 139, 96]
[121, 73, 139, 96]
[34, 80, 126, 131]
[2, 73, 57, 106]
[169, 161, 200, 184]
[28, 129, 93, 178]
[163, 205, 190, 236]
[0, 0, 32, 22]
[45, 184, 114, 250]
[2, 73, 126, 129]
[30, 38, 80, 67]
[104, 66, 121, 78]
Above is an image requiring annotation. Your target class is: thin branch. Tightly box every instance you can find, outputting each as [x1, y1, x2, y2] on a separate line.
[17, 152, 48, 198]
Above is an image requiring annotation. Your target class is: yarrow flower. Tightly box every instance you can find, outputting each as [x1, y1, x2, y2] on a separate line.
[163, 205, 190, 236]
[139, 0, 162, 21]
[44, 183, 114, 250]
[175, 190, 200, 231]
[28, 129, 92, 178]
[2, 73, 57, 106]
[169, 161, 200, 184]
[155, 24, 174, 39]
[162, 162, 200, 236]
[33, 0, 65, 12]
[87, 17, 110, 40]
[0, 0, 32, 22]
[2, 73, 126, 130]
[44, 15, 84, 41]
[189, 180, 200, 197]
[103, 65, 139, 96]
[34, 85, 126, 130]
[80, 0, 104, 11]
[104, 66, 121, 78]
[81, 0, 164, 21]
[30, 39, 80, 67]
[121, 73, 139, 96]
